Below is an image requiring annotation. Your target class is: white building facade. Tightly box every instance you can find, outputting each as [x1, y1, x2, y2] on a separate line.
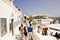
[0, 0, 22, 40]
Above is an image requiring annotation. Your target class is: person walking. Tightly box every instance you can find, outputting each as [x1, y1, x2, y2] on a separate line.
[24, 26, 28, 40]
[37, 26, 40, 33]
[27, 24, 33, 40]
[19, 24, 24, 40]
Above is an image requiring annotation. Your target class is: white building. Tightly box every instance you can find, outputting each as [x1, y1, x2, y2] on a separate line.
[31, 14, 53, 26]
[0, 0, 22, 40]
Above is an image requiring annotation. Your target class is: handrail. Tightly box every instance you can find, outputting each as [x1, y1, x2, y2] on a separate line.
[50, 27, 60, 31]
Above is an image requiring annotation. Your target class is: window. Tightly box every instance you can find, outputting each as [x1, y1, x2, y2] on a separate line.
[0, 18, 7, 37]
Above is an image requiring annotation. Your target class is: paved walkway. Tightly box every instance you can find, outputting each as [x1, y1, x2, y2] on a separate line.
[1, 33, 15, 40]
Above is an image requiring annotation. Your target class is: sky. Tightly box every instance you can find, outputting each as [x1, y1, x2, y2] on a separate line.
[13, 0, 60, 17]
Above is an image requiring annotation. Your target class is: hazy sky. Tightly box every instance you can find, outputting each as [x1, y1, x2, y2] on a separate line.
[13, 0, 60, 17]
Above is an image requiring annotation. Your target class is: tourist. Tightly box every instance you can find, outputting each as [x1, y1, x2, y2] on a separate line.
[37, 26, 40, 33]
[24, 26, 28, 40]
[27, 24, 33, 40]
[19, 24, 24, 40]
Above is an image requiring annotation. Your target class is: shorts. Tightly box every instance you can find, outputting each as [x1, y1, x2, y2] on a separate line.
[24, 32, 27, 36]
